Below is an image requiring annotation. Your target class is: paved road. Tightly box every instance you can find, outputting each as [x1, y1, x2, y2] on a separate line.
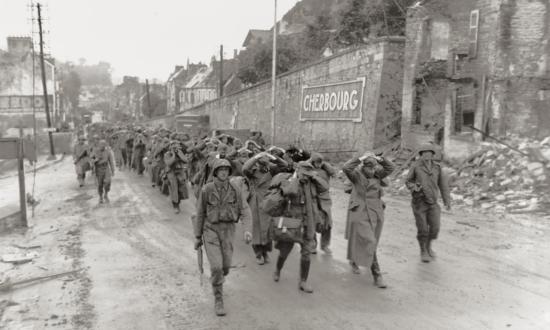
[3, 159, 549, 329]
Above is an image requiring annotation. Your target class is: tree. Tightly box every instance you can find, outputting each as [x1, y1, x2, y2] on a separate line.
[335, 0, 370, 46]
[237, 36, 307, 85]
[62, 70, 81, 111]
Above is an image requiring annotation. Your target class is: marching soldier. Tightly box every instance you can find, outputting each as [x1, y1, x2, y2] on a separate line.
[73, 136, 91, 187]
[91, 140, 116, 204]
[193, 159, 252, 316]
[405, 144, 451, 263]
[343, 152, 394, 289]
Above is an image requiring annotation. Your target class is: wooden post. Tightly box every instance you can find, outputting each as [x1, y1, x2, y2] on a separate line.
[17, 132, 28, 227]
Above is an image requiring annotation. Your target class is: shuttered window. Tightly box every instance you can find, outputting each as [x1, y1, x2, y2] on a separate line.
[468, 10, 480, 58]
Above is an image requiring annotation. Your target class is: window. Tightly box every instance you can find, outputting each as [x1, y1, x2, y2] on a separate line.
[468, 10, 480, 58]
[453, 85, 476, 133]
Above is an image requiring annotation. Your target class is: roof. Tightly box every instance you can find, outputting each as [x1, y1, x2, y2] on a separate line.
[242, 29, 271, 47]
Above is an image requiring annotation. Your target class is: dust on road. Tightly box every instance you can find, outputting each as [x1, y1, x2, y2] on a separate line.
[2, 158, 550, 329]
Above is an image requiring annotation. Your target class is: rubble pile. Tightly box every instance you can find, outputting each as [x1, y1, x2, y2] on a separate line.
[391, 135, 550, 214]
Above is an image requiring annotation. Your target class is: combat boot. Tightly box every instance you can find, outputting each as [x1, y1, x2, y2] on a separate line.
[213, 285, 226, 316]
[99, 195, 104, 204]
[371, 254, 387, 288]
[104, 193, 110, 203]
[427, 239, 436, 259]
[419, 239, 430, 263]
[298, 259, 313, 293]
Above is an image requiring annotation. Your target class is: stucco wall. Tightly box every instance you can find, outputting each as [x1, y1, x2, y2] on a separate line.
[184, 38, 405, 154]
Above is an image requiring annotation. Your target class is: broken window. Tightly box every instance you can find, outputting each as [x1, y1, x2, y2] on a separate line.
[453, 85, 476, 133]
[468, 10, 480, 59]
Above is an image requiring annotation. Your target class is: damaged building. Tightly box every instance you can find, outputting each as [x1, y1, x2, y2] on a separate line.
[401, 0, 550, 160]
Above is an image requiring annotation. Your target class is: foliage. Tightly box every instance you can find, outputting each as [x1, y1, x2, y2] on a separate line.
[60, 70, 81, 110]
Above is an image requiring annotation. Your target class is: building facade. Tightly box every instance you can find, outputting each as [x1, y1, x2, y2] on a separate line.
[0, 37, 57, 137]
[401, 0, 550, 159]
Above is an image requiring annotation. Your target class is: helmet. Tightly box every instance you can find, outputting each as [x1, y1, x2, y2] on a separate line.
[213, 159, 232, 177]
[417, 144, 437, 155]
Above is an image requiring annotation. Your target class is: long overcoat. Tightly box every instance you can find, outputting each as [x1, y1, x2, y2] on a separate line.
[343, 157, 394, 267]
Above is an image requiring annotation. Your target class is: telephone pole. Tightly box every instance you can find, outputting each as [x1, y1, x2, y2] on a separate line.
[219, 45, 224, 97]
[37, 3, 55, 158]
[271, 0, 278, 145]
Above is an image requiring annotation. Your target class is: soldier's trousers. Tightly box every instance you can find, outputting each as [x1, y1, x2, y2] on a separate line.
[275, 235, 314, 263]
[167, 171, 188, 205]
[203, 223, 235, 288]
[95, 165, 112, 197]
[313, 227, 331, 250]
[411, 199, 441, 240]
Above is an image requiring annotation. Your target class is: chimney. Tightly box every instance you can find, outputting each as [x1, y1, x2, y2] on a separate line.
[7, 36, 32, 57]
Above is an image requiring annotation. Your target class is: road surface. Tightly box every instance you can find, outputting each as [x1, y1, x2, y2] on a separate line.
[1, 158, 549, 329]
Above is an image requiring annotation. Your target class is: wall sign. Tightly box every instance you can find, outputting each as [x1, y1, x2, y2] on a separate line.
[300, 78, 365, 122]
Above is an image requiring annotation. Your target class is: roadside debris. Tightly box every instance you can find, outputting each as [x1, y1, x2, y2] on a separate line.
[1, 252, 38, 265]
[0, 269, 81, 292]
[389, 134, 550, 214]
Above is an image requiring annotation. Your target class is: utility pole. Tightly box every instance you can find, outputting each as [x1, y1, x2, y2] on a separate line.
[37, 3, 55, 158]
[219, 44, 224, 98]
[145, 79, 152, 118]
[271, 0, 278, 145]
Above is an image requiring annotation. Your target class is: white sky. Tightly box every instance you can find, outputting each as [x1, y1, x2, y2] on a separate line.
[0, 0, 299, 82]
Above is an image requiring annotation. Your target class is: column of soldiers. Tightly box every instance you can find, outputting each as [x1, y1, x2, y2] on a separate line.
[72, 124, 450, 317]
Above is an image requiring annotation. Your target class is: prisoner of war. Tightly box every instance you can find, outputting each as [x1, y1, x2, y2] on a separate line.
[91, 139, 115, 204]
[73, 135, 91, 187]
[193, 158, 252, 317]
[343, 151, 395, 288]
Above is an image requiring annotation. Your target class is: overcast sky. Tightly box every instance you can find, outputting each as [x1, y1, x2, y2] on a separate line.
[0, 0, 299, 82]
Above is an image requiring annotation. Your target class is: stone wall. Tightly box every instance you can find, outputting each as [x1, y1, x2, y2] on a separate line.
[183, 38, 405, 154]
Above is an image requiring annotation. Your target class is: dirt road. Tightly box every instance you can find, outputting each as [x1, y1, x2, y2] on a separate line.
[1, 158, 549, 329]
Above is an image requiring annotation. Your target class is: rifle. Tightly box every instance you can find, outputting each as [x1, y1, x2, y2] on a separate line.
[197, 244, 204, 286]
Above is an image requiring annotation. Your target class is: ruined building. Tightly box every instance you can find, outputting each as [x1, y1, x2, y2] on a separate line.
[401, 0, 550, 159]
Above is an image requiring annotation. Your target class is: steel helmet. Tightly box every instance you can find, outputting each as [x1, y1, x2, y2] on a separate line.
[417, 143, 437, 155]
[213, 159, 232, 177]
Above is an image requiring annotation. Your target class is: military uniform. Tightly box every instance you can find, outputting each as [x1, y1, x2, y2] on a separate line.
[73, 139, 91, 187]
[406, 144, 450, 262]
[310, 152, 336, 253]
[92, 146, 115, 203]
[194, 159, 251, 316]
[343, 155, 394, 287]
[273, 162, 328, 293]
[164, 147, 189, 213]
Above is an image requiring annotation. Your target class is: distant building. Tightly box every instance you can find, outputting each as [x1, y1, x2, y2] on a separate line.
[401, 0, 550, 160]
[166, 63, 206, 114]
[178, 57, 241, 112]
[0, 36, 57, 136]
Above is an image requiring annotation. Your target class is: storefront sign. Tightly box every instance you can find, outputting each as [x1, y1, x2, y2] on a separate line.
[300, 78, 365, 122]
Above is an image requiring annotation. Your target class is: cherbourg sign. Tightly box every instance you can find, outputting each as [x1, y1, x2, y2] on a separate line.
[300, 78, 365, 122]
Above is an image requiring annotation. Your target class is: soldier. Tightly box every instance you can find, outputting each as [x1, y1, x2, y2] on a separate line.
[91, 140, 116, 204]
[242, 152, 286, 265]
[405, 144, 451, 263]
[343, 152, 394, 289]
[193, 159, 252, 316]
[272, 161, 328, 293]
[309, 152, 337, 255]
[73, 136, 91, 187]
[134, 133, 147, 175]
[164, 141, 189, 214]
